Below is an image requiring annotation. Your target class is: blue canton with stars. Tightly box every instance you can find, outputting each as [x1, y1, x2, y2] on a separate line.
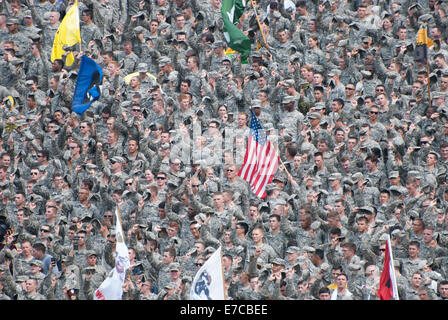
[249, 109, 267, 146]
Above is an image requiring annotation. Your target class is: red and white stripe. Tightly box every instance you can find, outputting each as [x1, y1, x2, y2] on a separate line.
[238, 135, 279, 198]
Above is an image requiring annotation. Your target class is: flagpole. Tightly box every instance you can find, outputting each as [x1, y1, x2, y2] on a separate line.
[249, 0, 269, 50]
[387, 234, 399, 300]
[219, 247, 227, 300]
[424, 26, 431, 109]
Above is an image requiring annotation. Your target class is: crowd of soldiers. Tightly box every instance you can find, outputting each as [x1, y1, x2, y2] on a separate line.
[0, 0, 448, 301]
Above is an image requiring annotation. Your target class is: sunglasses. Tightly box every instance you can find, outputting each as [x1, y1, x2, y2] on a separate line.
[131, 108, 141, 112]
[369, 111, 379, 114]
[157, 177, 166, 180]
[40, 229, 50, 232]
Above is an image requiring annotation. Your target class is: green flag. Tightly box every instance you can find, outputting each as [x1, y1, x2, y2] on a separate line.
[221, 0, 251, 64]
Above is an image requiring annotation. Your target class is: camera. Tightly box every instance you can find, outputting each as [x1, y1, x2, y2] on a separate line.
[183, 116, 192, 126]
[73, 235, 79, 250]
[0, 216, 10, 243]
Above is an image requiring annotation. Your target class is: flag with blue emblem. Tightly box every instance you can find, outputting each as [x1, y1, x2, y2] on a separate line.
[190, 247, 225, 300]
[72, 55, 103, 115]
[238, 109, 279, 198]
[94, 208, 130, 300]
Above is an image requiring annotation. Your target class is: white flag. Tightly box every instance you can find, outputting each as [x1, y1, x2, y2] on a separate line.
[94, 209, 130, 300]
[190, 246, 225, 300]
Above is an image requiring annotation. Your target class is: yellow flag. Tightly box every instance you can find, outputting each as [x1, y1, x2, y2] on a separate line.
[224, 47, 236, 56]
[51, 0, 81, 66]
[416, 27, 434, 47]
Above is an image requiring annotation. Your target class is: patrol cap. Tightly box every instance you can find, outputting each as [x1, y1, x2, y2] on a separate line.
[328, 172, 342, 181]
[264, 122, 274, 132]
[351, 172, 364, 184]
[281, 95, 295, 104]
[361, 70, 372, 77]
[111, 156, 125, 163]
[359, 206, 374, 214]
[221, 56, 231, 63]
[272, 175, 287, 184]
[286, 246, 300, 254]
[169, 262, 181, 272]
[272, 258, 286, 266]
[390, 229, 402, 238]
[134, 26, 146, 34]
[85, 163, 97, 170]
[159, 22, 170, 30]
[320, 262, 330, 272]
[314, 102, 326, 110]
[137, 62, 148, 73]
[408, 170, 422, 179]
[204, 246, 216, 255]
[432, 91, 446, 99]
[23, 10, 32, 18]
[194, 213, 207, 223]
[86, 250, 97, 257]
[328, 69, 341, 77]
[348, 263, 362, 271]
[389, 185, 405, 194]
[265, 183, 280, 192]
[30, 260, 44, 268]
[164, 282, 177, 290]
[6, 17, 19, 25]
[16, 275, 28, 282]
[307, 112, 321, 120]
[282, 79, 295, 87]
[389, 171, 400, 178]
[251, 99, 262, 108]
[310, 221, 321, 230]
[303, 246, 316, 253]
[159, 56, 171, 66]
[213, 41, 225, 48]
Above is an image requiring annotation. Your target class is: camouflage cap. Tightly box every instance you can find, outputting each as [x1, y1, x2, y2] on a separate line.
[272, 258, 286, 266]
[307, 112, 321, 120]
[281, 95, 295, 104]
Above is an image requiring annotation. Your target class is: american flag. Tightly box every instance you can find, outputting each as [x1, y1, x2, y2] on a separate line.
[238, 109, 279, 198]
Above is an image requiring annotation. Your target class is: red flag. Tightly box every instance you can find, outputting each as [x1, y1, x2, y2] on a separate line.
[238, 109, 279, 198]
[377, 237, 397, 300]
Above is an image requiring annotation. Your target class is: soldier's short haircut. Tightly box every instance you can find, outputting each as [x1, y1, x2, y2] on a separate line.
[286, 144, 297, 157]
[313, 86, 324, 93]
[313, 151, 323, 159]
[314, 249, 324, 260]
[236, 222, 249, 234]
[356, 215, 368, 223]
[409, 240, 421, 248]
[342, 242, 356, 252]
[329, 227, 341, 236]
[33, 242, 46, 253]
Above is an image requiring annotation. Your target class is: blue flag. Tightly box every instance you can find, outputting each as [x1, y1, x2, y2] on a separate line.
[72, 55, 103, 114]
